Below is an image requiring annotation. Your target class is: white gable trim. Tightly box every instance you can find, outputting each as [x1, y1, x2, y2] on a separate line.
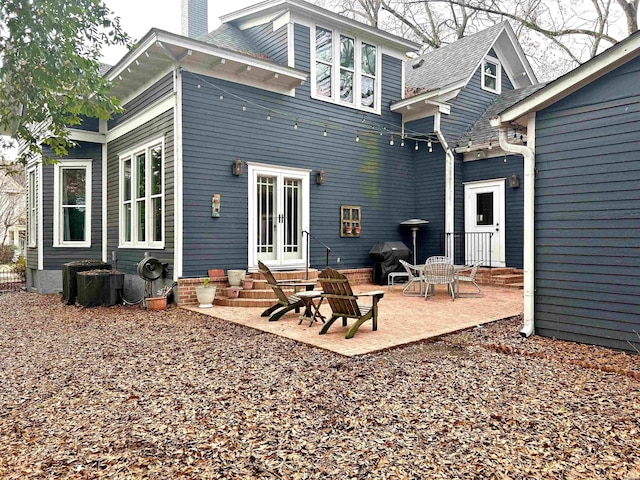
[497, 32, 640, 124]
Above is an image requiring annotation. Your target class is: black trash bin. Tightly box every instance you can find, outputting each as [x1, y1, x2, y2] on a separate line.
[369, 242, 411, 285]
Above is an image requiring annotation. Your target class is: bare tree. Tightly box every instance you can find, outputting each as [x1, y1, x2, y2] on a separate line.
[312, 0, 635, 79]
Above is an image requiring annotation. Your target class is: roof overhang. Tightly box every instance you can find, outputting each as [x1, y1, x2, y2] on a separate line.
[221, 0, 420, 53]
[390, 82, 463, 122]
[489, 23, 537, 89]
[105, 29, 308, 102]
[494, 30, 640, 126]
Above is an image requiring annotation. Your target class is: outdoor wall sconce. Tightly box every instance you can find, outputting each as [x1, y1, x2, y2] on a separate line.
[509, 174, 520, 188]
[232, 159, 243, 176]
[316, 168, 326, 185]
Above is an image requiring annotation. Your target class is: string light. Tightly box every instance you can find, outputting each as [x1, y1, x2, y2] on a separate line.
[197, 84, 201, 89]
[266, 112, 271, 121]
[467, 140, 472, 152]
[389, 136, 394, 146]
[429, 144, 433, 153]
[323, 127, 328, 137]
[242, 104, 247, 111]
[355, 134, 360, 142]
[400, 137, 405, 147]
[427, 139, 432, 149]
[415, 141, 419, 151]
[293, 121, 298, 130]
[488, 140, 493, 150]
[219, 94, 224, 100]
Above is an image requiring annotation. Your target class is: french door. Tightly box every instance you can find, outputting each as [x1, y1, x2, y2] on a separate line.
[464, 179, 506, 267]
[248, 164, 310, 269]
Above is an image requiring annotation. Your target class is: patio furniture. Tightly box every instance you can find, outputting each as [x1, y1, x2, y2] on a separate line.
[455, 262, 483, 296]
[388, 271, 409, 289]
[257, 261, 316, 322]
[398, 259, 424, 296]
[317, 267, 384, 339]
[423, 256, 456, 301]
[297, 290, 326, 326]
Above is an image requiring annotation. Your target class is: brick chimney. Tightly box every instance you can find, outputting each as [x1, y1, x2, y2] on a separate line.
[181, 0, 208, 39]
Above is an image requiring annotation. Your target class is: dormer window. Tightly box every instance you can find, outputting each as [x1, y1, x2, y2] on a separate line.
[482, 56, 501, 94]
[313, 26, 380, 113]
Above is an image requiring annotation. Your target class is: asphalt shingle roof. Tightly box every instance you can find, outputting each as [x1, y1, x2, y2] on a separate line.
[199, 24, 271, 60]
[458, 82, 549, 146]
[406, 22, 507, 94]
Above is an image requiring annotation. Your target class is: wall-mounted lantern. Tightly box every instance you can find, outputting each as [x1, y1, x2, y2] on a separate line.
[316, 168, 326, 185]
[232, 159, 243, 176]
[509, 174, 520, 188]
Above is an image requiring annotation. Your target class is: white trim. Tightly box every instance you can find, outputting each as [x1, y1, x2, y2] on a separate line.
[118, 65, 176, 107]
[497, 32, 640, 124]
[310, 25, 382, 114]
[53, 159, 93, 248]
[102, 144, 108, 262]
[118, 137, 166, 250]
[173, 68, 183, 279]
[221, 0, 420, 52]
[434, 111, 454, 237]
[273, 11, 290, 31]
[287, 20, 295, 68]
[26, 166, 37, 249]
[68, 129, 106, 144]
[106, 95, 174, 143]
[37, 162, 43, 270]
[390, 82, 465, 112]
[481, 56, 501, 94]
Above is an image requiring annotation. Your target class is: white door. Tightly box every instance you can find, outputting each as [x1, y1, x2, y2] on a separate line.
[464, 179, 505, 267]
[248, 164, 310, 270]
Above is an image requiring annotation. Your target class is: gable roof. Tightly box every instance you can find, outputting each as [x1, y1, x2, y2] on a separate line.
[495, 29, 640, 125]
[199, 24, 271, 60]
[458, 82, 548, 148]
[407, 22, 508, 94]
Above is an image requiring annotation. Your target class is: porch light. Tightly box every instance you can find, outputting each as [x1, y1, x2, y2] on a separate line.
[316, 169, 327, 185]
[509, 174, 520, 188]
[232, 159, 243, 176]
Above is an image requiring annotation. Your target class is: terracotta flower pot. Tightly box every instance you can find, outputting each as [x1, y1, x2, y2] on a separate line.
[226, 286, 241, 299]
[208, 269, 224, 278]
[345, 226, 352, 234]
[145, 296, 167, 311]
[242, 278, 254, 290]
[354, 226, 361, 235]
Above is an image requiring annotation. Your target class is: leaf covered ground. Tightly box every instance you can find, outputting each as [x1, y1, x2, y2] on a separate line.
[1, 292, 639, 479]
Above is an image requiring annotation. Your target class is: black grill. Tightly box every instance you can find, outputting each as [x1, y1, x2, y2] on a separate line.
[369, 242, 411, 285]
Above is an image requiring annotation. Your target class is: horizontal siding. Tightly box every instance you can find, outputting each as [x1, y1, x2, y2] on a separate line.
[180, 22, 414, 276]
[106, 110, 175, 276]
[244, 23, 289, 65]
[534, 55, 640, 351]
[462, 155, 524, 268]
[108, 73, 174, 129]
[41, 143, 103, 269]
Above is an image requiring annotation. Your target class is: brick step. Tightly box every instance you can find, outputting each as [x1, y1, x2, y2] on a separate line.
[505, 282, 524, 289]
[252, 269, 318, 282]
[491, 274, 524, 285]
[214, 297, 276, 308]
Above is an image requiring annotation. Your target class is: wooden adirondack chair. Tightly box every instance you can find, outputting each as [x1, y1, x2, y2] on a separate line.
[317, 267, 384, 339]
[257, 261, 310, 322]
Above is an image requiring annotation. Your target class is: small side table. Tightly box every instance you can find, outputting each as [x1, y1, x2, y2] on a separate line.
[388, 272, 409, 289]
[297, 290, 326, 326]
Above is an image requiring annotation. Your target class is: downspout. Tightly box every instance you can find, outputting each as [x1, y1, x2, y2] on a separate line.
[434, 112, 455, 241]
[493, 113, 536, 337]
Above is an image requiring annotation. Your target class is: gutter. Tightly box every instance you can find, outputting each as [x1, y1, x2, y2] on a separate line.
[492, 114, 536, 337]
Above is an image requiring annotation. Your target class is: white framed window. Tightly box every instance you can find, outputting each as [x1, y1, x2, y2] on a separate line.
[312, 26, 380, 113]
[53, 160, 92, 248]
[27, 168, 37, 247]
[119, 138, 164, 248]
[481, 56, 501, 94]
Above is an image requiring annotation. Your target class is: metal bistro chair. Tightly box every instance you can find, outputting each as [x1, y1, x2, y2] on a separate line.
[423, 256, 456, 301]
[398, 259, 424, 296]
[455, 262, 484, 296]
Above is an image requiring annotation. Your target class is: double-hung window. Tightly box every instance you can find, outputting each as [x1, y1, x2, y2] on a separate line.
[53, 160, 91, 247]
[119, 139, 164, 248]
[313, 26, 379, 112]
[481, 57, 501, 94]
[27, 168, 37, 247]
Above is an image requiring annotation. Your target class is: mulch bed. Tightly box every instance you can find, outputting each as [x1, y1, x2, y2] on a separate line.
[1, 292, 638, 479]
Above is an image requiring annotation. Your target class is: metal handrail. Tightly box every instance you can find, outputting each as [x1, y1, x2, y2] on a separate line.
[440, 232, 493, 267]
[302, 230, 331, 279]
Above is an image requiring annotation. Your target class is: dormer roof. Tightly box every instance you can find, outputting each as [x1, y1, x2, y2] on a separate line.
[407, 22, 536, 96]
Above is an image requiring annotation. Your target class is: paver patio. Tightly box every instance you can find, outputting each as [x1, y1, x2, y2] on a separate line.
[183, 283, 524, 356]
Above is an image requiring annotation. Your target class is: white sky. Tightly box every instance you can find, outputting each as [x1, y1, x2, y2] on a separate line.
[101, 0, 259, 65]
